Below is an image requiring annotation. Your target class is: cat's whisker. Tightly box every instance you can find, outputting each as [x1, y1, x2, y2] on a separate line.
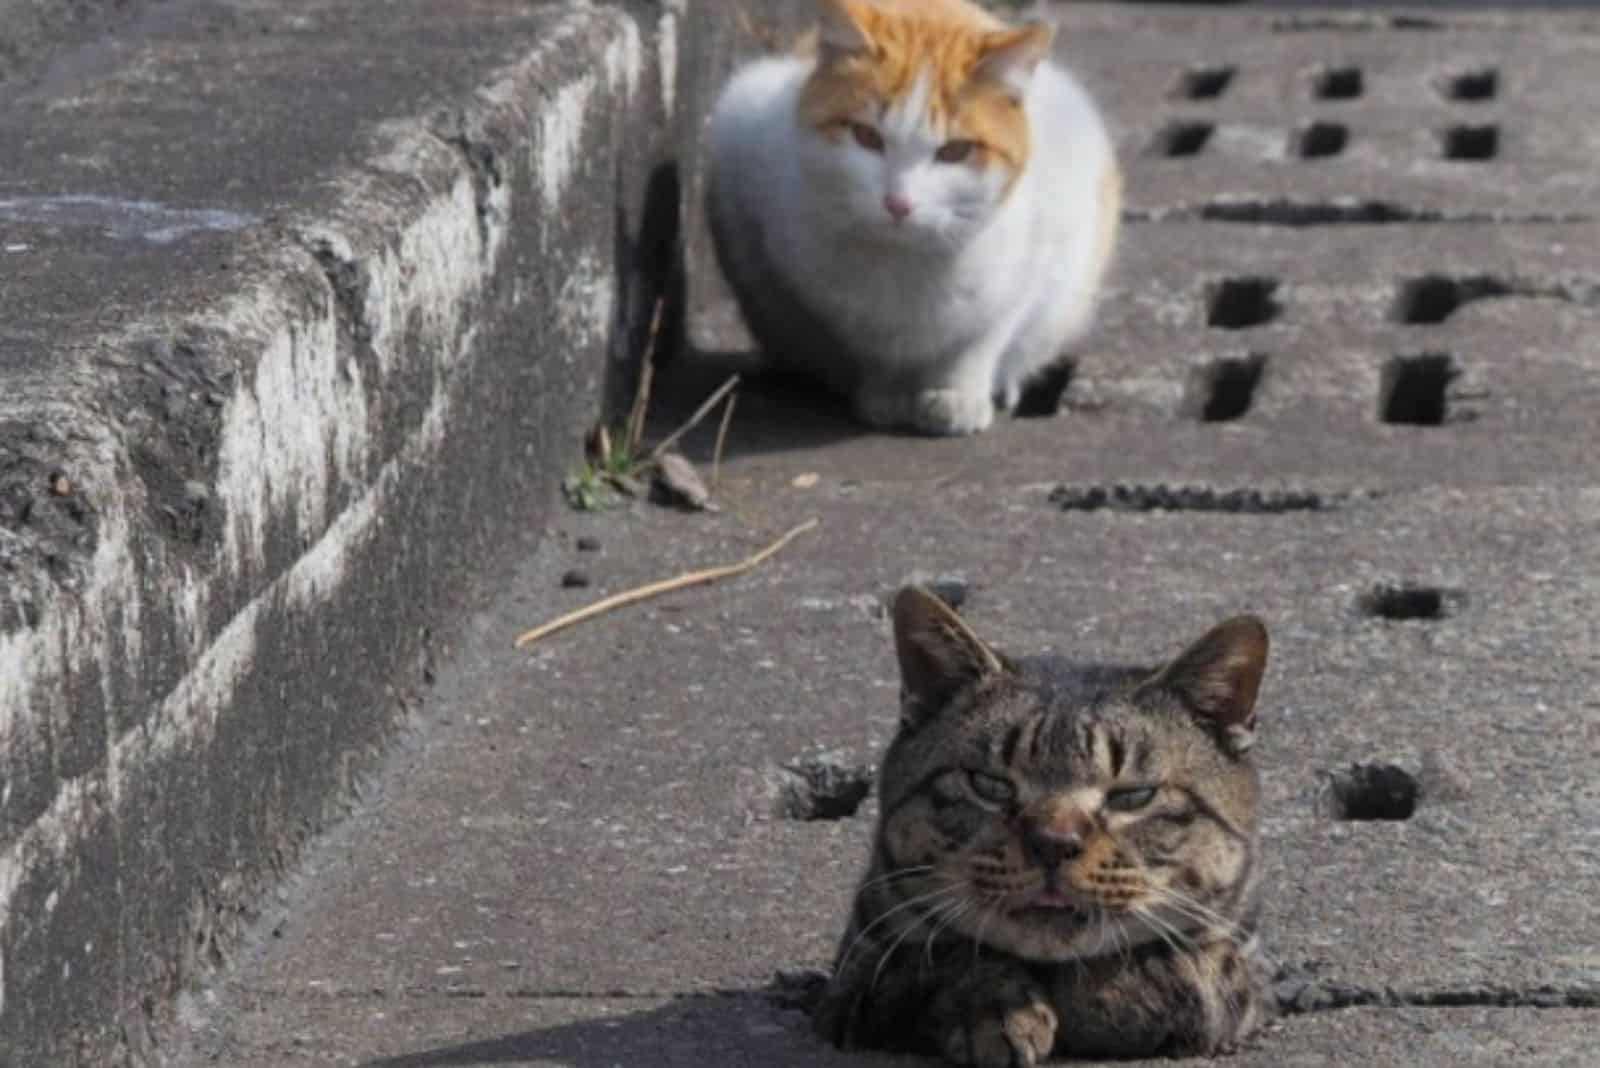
[869, 890, 965, 992]
[835, 882, 963, 978]
[1147, 888, 1276, 970]
[1131, 904, 1197, 959]
[921, 898, 974, 970]
[1148, 886, 1254, 944]
[853, 864, 935, 895]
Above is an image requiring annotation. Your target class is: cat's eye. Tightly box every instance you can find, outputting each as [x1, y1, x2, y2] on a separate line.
[849, 122, 885, 153]
[1105, 786, 1158, 812]
[935, 139, 977, 164]
[967, 770, 1017, 805]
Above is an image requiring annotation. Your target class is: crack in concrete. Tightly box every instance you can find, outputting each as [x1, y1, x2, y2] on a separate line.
[428, 121, 503, 257]
[305, 239, 374, 347]
[1274, 977, 1600, 1014]
[1125, 201, 1597, 227]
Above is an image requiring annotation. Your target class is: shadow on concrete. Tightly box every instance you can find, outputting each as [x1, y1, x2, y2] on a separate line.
[644, 347, 885, 463]
[361, 991, 914, 1068]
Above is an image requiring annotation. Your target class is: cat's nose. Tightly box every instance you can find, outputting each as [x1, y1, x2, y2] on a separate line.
[883, 193, 913, 222]
[1024, 825, 1085, 868]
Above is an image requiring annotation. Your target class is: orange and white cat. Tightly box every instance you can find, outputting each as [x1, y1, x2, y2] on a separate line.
[706, 0, 1121, 436]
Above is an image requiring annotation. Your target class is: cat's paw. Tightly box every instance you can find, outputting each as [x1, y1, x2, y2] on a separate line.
[913, 388, 994, 436]
[936, 972, 1057, 1068]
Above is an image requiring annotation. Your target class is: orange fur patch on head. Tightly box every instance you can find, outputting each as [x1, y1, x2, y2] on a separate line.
[797, 0, 1051, 174]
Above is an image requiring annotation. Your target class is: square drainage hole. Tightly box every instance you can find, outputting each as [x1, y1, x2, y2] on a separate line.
[1444, 67, 1498, 101]
[1442, 124, 1498, 160]
[1391, 275, 1510, 324]
[1185, 353, 1267, 422]
[1327, 763, 1418, 821]
[1174, 65, 1236, 100]
[1313, 66, 1363, 100]
[1206, 277, 1281, 329]
[1359, 583, 1463, 621]
[1013, 360, 1076, 418]
[1149, 120, 1214, 158]
[1295, 121, 1349, 159]
[1379, 352, 1458, 425]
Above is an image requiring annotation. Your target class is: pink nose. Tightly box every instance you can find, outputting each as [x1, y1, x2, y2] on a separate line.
[883, 193, 913, 221]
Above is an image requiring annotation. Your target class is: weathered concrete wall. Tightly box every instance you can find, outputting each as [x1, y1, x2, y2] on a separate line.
[0, 1, 682, 1062]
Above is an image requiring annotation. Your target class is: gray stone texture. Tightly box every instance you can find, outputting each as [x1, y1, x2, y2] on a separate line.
[0, 0, 677, 1063]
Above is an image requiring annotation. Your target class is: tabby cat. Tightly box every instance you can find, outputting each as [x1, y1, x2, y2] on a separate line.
[705, 0, 1121, 436]
[815, 588, 1270, 1064]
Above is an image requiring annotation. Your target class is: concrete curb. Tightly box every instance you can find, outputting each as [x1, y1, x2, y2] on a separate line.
[0, 3, 679, 1062]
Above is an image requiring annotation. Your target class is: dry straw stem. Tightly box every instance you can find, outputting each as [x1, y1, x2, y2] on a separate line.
[647, 373, 740, 466]
[711, 389, 738, 492]
[513, 518, 819, 648]
[624, 296, 665, 456]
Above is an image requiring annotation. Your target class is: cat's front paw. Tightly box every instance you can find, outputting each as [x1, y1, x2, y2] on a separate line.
[935, 970, 1057, 1068]
[913, 388, 994, 436]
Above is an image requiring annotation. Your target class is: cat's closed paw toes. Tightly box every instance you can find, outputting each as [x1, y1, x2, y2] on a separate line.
[914, 388, 994, 436]
[942, 995, 1057, 1068]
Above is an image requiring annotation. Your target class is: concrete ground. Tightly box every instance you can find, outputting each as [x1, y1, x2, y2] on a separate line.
[159, 3, 1600, 1067]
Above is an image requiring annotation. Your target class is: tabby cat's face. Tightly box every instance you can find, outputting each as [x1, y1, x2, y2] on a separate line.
[876, 589, 1267, 963]
[795, 0, 1052, 248]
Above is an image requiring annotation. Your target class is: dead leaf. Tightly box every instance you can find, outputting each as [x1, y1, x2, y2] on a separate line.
[586, 423, 612, 464]
[791, 472, 820, 490]
[653, 453, 711, 511]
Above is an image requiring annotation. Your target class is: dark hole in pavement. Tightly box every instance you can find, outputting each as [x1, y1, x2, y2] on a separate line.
[1445, 68, 1498, 102]
[1050, 483, 1333, 513]
[1392, 275, 1511, 324]
[1150, 120, 1213, 157]
[1014, 360, 1075, 418]
[1175, 65, 1235, 100]
[1443, 124, 1498, 161]
[1199, 199, 1432, 225]
[1296, 121, 1349, 159]
[1188, 353, 1267, 422]
[1379, 353, 1458, 425]
[1360, 583, 1461, 621]
[777, 757, 874, 821]
[1207, 277, 1281, 329]
[1328, 763, 1418, 821]
[1313, 66, 1363, 100]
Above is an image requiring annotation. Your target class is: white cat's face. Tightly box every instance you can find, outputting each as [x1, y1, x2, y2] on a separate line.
[794, 2, 1052, 250]
[798, 70, 1016, 250]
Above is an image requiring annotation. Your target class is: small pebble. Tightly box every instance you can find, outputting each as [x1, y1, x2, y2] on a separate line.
[575, 536, 601, 552]
[561, 569, 591, 589]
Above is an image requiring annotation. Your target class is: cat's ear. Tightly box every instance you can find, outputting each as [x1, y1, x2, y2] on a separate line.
[1142, 616, 1268, 755]
[976, 21, 1055, 98]
[816, 0, 875, 57]
[892, 586, 1005, 723]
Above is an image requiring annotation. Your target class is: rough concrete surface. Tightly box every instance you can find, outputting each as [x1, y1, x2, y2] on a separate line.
[32, 1, 1595, 1067]
[0, 0, 680, 1063]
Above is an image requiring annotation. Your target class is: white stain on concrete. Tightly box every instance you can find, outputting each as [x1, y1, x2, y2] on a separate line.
[0, 195, 257, 244]
[538, 11, 644, 214]
[554, 251, 618, 360]
[658, 7, 681, 116]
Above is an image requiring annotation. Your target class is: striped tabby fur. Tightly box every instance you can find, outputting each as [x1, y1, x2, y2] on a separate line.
[815, 588, 1270, 1064]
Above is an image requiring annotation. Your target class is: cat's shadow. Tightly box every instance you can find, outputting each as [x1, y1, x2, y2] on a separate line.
[642, 348, 908, 465]
[360, 989, 915, 1067]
